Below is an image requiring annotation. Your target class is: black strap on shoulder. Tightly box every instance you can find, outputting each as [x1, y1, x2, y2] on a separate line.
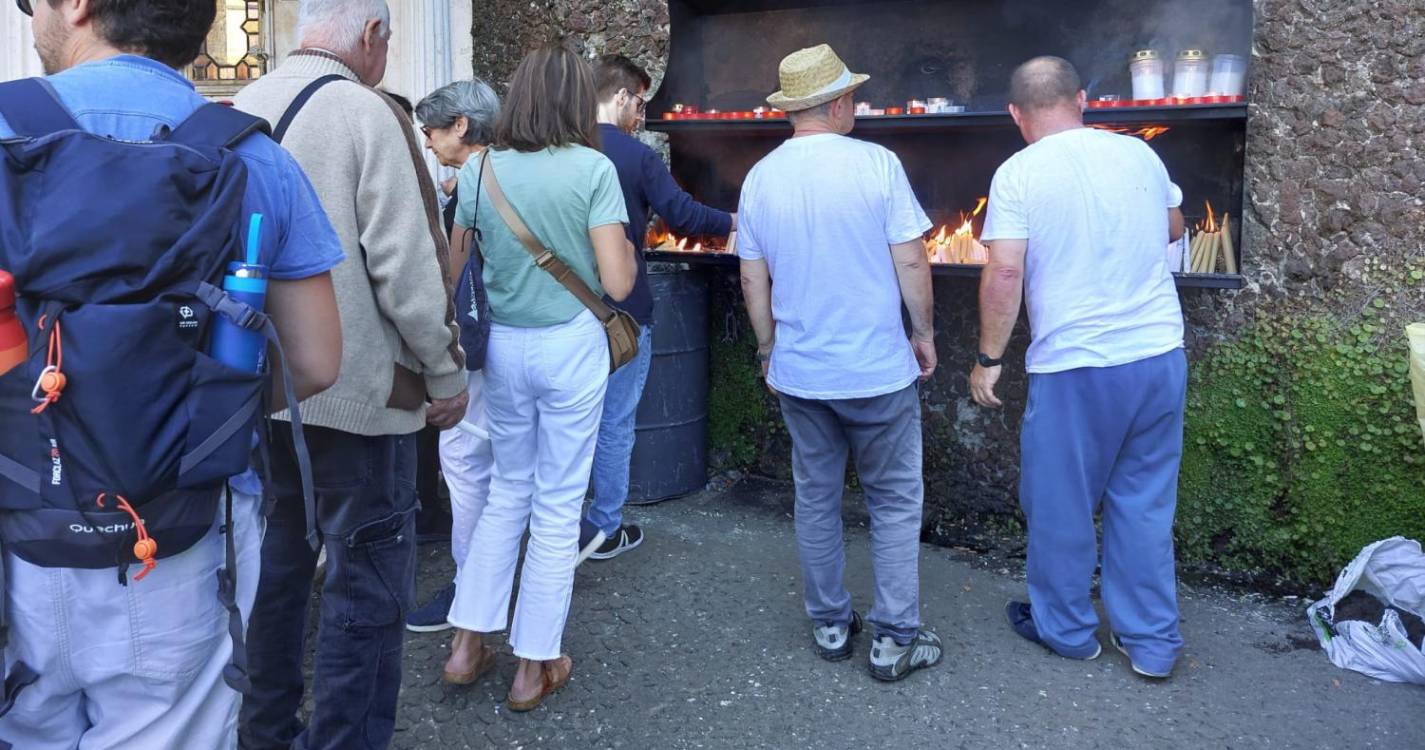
[273, 75, 346, 144]
[0, 78, 80, 138]
[166, 103, 271, 150]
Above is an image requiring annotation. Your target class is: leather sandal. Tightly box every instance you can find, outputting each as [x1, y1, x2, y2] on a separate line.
[506, 655, 572, 712]
[442, 643, 497, 686]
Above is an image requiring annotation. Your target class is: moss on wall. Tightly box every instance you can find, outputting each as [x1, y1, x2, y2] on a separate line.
[702, 282, 1425, 584]
[706, 319, 766, 468]
[1179, 309, 1425, 583]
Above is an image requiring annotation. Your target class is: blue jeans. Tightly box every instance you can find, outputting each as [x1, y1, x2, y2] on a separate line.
[778, 384, 924, 645]
[1020, 350, 1187, 674]
[238, 427, 418, 750]
[586, 325, 655, 535]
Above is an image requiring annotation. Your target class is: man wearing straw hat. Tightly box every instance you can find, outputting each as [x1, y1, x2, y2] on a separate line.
[738, 44, 942, 682]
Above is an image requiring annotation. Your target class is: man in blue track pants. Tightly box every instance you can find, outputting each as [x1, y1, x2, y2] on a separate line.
[971, 56, 1189, 680]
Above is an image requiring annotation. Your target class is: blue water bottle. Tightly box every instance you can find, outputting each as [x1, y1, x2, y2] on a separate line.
[209, 214, 269, 373]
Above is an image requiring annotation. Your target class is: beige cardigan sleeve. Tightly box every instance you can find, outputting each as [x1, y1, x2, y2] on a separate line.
[348, 92, 466, 401]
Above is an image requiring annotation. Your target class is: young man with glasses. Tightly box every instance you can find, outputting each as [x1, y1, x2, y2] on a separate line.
[578, 54, 734, 563]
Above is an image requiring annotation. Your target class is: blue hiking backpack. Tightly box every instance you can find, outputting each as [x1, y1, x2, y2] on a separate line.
[0, 78, 315, 707]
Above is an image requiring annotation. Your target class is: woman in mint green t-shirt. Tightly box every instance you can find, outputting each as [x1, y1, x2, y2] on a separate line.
[446, 46, 636, 712]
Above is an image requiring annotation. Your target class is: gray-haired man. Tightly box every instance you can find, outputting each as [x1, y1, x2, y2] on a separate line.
[233, 1, 468, 747]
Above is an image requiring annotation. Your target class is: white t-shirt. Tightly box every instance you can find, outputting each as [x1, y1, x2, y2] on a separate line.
[738, 134, 932, 400]
[981, 128, 1185, 374]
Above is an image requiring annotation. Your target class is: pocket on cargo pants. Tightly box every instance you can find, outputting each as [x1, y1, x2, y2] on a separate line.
[340, 507, 417, 629]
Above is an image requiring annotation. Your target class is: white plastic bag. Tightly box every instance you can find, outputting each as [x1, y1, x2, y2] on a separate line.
[1307, 537, 1425, 685]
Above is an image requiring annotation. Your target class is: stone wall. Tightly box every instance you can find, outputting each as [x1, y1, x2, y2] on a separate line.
[471, 0, 1425, 584]
[471, 1, 669, 91]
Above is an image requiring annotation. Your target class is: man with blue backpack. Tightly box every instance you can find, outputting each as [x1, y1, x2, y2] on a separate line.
[0, 1, 345, 748]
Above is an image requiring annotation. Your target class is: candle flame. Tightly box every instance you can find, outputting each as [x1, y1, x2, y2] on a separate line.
[923, 198, 991, 265]
[1089, 124, 1172, 141]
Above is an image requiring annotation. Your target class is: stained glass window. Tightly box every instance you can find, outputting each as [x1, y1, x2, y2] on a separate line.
[190, 1, 267, 84]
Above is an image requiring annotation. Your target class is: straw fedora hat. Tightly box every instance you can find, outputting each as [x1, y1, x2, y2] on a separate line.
[766, 44, 870, 112]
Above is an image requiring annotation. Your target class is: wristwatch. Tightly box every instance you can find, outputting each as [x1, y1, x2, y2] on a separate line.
[977, 352, 1003, 368]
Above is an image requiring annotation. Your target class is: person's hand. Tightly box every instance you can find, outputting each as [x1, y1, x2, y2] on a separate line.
[970, 364, 1003, 408]
[911, 334, 937, 381]
[758, 347, 778, 396]
[426, 390, 470, 429]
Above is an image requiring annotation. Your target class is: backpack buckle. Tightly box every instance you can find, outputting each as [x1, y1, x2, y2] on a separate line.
[29, 366, 60, 404]
[230, 305, 264, 331]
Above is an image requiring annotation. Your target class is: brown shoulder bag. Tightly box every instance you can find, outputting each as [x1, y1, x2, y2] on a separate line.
[478, 153, 640, 373]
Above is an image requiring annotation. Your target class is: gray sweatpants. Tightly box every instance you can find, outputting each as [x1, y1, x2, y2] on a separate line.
[778, 384, 923, 645]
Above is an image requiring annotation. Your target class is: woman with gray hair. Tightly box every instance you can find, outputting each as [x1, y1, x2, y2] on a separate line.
[416, 79, 500, 170]
[415, 78, 501, 272]
[403, 79, 508, 686]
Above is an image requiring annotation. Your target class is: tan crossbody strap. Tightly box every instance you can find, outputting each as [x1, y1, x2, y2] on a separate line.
[479, 153, 617, 324]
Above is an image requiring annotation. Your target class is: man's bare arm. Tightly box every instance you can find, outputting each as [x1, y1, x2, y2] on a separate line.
[1169, 207, 1185, 243]
[889, 239, 937, 379]
[266, 272, 342, 412]
[739, 258, 776, 387]
[971, 239, 1027, 408]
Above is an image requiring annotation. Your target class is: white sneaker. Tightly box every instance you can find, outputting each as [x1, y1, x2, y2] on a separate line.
[1111, 634, 1172, 679]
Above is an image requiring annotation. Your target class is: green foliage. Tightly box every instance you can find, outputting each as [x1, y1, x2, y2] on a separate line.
[1179, 313, 1425, 584]
[707, 324, 766, 467]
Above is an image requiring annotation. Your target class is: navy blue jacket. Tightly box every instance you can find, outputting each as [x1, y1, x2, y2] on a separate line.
[598, 124, 733, 324]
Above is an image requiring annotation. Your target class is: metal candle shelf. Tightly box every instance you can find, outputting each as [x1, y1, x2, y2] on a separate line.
[647, 103, 1248, 135]
[645, 251, 1244, 290]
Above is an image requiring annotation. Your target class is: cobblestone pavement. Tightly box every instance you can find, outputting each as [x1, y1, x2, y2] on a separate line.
[299, 478, 1425, 749]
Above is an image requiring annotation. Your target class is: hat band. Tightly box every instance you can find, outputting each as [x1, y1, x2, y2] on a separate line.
[794, 66, 854, 99]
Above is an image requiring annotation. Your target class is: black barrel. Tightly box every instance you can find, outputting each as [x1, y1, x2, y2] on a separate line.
[627, 268, 709, 504]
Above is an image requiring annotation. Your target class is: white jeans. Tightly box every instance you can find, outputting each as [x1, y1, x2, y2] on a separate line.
[0, 490, 262, 750]
[440, 370, 492, 574]
[449, 311, 609, 660]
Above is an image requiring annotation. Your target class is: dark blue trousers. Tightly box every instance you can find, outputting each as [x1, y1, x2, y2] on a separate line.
[1020, 350, 1187, 675]
[238, 426, 418, 750]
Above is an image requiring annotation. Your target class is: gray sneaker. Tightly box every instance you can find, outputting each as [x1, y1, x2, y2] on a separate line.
[812, 611, 863, 661]
[868, 629, 944, 682]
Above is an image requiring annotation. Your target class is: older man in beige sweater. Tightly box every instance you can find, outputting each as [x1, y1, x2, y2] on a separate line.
[232, 2, 465, 748]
